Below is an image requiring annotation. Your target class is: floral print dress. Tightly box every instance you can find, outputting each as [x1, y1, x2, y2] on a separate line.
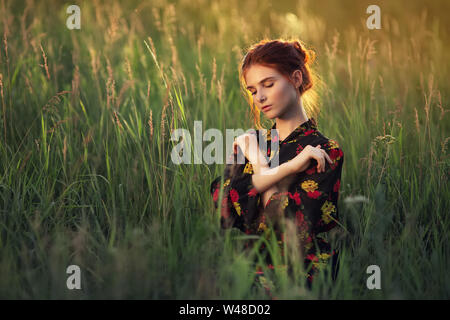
[210, 118, 344, 290]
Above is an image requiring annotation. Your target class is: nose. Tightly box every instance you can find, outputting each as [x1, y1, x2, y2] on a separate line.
[256, 91, 266, 104]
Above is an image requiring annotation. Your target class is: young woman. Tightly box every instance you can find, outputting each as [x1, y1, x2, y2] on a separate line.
[210, 39, 344, 293]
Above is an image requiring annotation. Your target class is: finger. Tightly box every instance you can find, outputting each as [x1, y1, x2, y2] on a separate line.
[316, 158, 323, 172]
[321, 149, 331, 164]
[321, 149, 332, 163]
[322, 150, 333, 163]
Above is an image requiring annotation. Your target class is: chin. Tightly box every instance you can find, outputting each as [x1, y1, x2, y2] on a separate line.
[263, 111, 278, 120]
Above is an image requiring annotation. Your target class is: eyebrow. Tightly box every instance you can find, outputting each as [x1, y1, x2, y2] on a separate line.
[246, 77, 276, 90]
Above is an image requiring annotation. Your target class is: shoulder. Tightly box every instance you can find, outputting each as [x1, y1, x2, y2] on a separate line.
[311, 131, 344, 165]
[313, 130, 343, 151]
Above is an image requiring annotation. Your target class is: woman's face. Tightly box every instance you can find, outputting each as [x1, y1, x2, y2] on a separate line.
[244, 64, 300, 119]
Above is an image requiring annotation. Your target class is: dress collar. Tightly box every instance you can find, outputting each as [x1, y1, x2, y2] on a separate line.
[269, 117, 318, 143]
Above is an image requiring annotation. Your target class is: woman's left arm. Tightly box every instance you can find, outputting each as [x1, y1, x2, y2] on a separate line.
[299, 141, 344, 234]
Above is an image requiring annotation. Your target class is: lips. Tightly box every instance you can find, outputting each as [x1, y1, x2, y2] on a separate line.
[261, 105, 272, 111]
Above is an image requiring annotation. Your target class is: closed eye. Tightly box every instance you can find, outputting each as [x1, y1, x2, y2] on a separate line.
[250, 83, 274, 95]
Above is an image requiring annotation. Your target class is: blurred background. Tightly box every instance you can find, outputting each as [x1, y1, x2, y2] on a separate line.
[0, 0, 448, 299]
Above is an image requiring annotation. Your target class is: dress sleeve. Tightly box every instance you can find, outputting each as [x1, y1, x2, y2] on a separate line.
[296, 139, 344, 234]
[210, 149, 262, 233]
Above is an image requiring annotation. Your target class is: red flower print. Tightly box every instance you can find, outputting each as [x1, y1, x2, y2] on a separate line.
[304, 129, 315, 136]
[306, 166, 316, 175]
[289, 192, 301, 205]
[230, 189, 239, 202]
[296, 211, 306, 227]
[296, 144, 304, 155]
[333, 179, 341, 193]
[248, 188, 258, 197]
[307, 190, 321, 199]
[213, 187, 219, 202]
[221, 197, 228, 206]
[306, 254, 318, 262]
[267, 148, 271, 156]
[220, 204, 230, 219]
[329, 148, 342, 160]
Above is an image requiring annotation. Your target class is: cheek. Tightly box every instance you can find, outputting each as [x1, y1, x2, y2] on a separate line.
[275, 84, 294, 106]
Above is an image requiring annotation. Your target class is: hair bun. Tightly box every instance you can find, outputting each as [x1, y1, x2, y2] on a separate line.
[292, 41, 315, 65]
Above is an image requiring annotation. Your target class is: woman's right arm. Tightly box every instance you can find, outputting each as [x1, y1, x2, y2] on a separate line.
[252, 145, 333, 205]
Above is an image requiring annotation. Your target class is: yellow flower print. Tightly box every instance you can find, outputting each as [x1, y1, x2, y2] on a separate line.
[243, 162, 254, 174]
[223, 179, 230, 187]
[258, 276, 275, 291]
[266, 130, 272, 141]
[312, 253, 332, 270]
[258, 222, 268, 232]
[233, 202, 241, 216]
[301, 180, 318, 193]
[329, 139, 339, 149]
[269, 149, 275, 161]
[282, 197, 289, 209]
[321, 201, 336, 223]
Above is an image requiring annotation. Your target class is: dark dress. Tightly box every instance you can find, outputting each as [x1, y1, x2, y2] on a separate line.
[210, 117, 344, 290]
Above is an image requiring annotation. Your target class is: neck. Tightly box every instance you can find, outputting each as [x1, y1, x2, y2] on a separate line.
[275, 98, 309, 141]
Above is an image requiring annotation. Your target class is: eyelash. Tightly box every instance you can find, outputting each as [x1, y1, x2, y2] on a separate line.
[251, 83, 273, 95]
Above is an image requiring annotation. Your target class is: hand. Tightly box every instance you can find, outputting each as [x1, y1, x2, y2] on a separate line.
[233, 132, 267, 168]
[287, 144, 333, 174]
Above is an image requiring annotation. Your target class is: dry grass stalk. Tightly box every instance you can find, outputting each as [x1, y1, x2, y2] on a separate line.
[71, 65, 80, 106]
[63, 135, 67, 164]
[125, 57, 133, 81]
[47, 119, 68, 134]
[18, 150, 32, 174]
[39, 43, 51, 80]
[152, 7, 162, 32]
[42, 91, 71, 112]
[113, 110, 123, 130]
[3, 31, 8, 65]
[180, 71, 188, 97]
[116, 80, 135, 108]
[210, 57, 216, 93]
[0, 73, 5, 143]
[168, 34, 179, 72]
[106, 58, 116, 109]
[148, 109, 153, 139]
[160, 84, 171, 142]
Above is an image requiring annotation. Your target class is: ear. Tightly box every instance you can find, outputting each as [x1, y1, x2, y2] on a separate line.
[291, 70, 303, 88]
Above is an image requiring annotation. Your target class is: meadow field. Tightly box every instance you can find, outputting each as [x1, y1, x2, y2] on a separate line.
[0, 0, 448, 299]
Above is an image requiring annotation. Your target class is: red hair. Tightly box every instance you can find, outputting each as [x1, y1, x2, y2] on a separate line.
[239, 39, 321, 129]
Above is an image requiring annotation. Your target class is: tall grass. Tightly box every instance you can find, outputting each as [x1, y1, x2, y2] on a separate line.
[0, 0, 448, 299]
